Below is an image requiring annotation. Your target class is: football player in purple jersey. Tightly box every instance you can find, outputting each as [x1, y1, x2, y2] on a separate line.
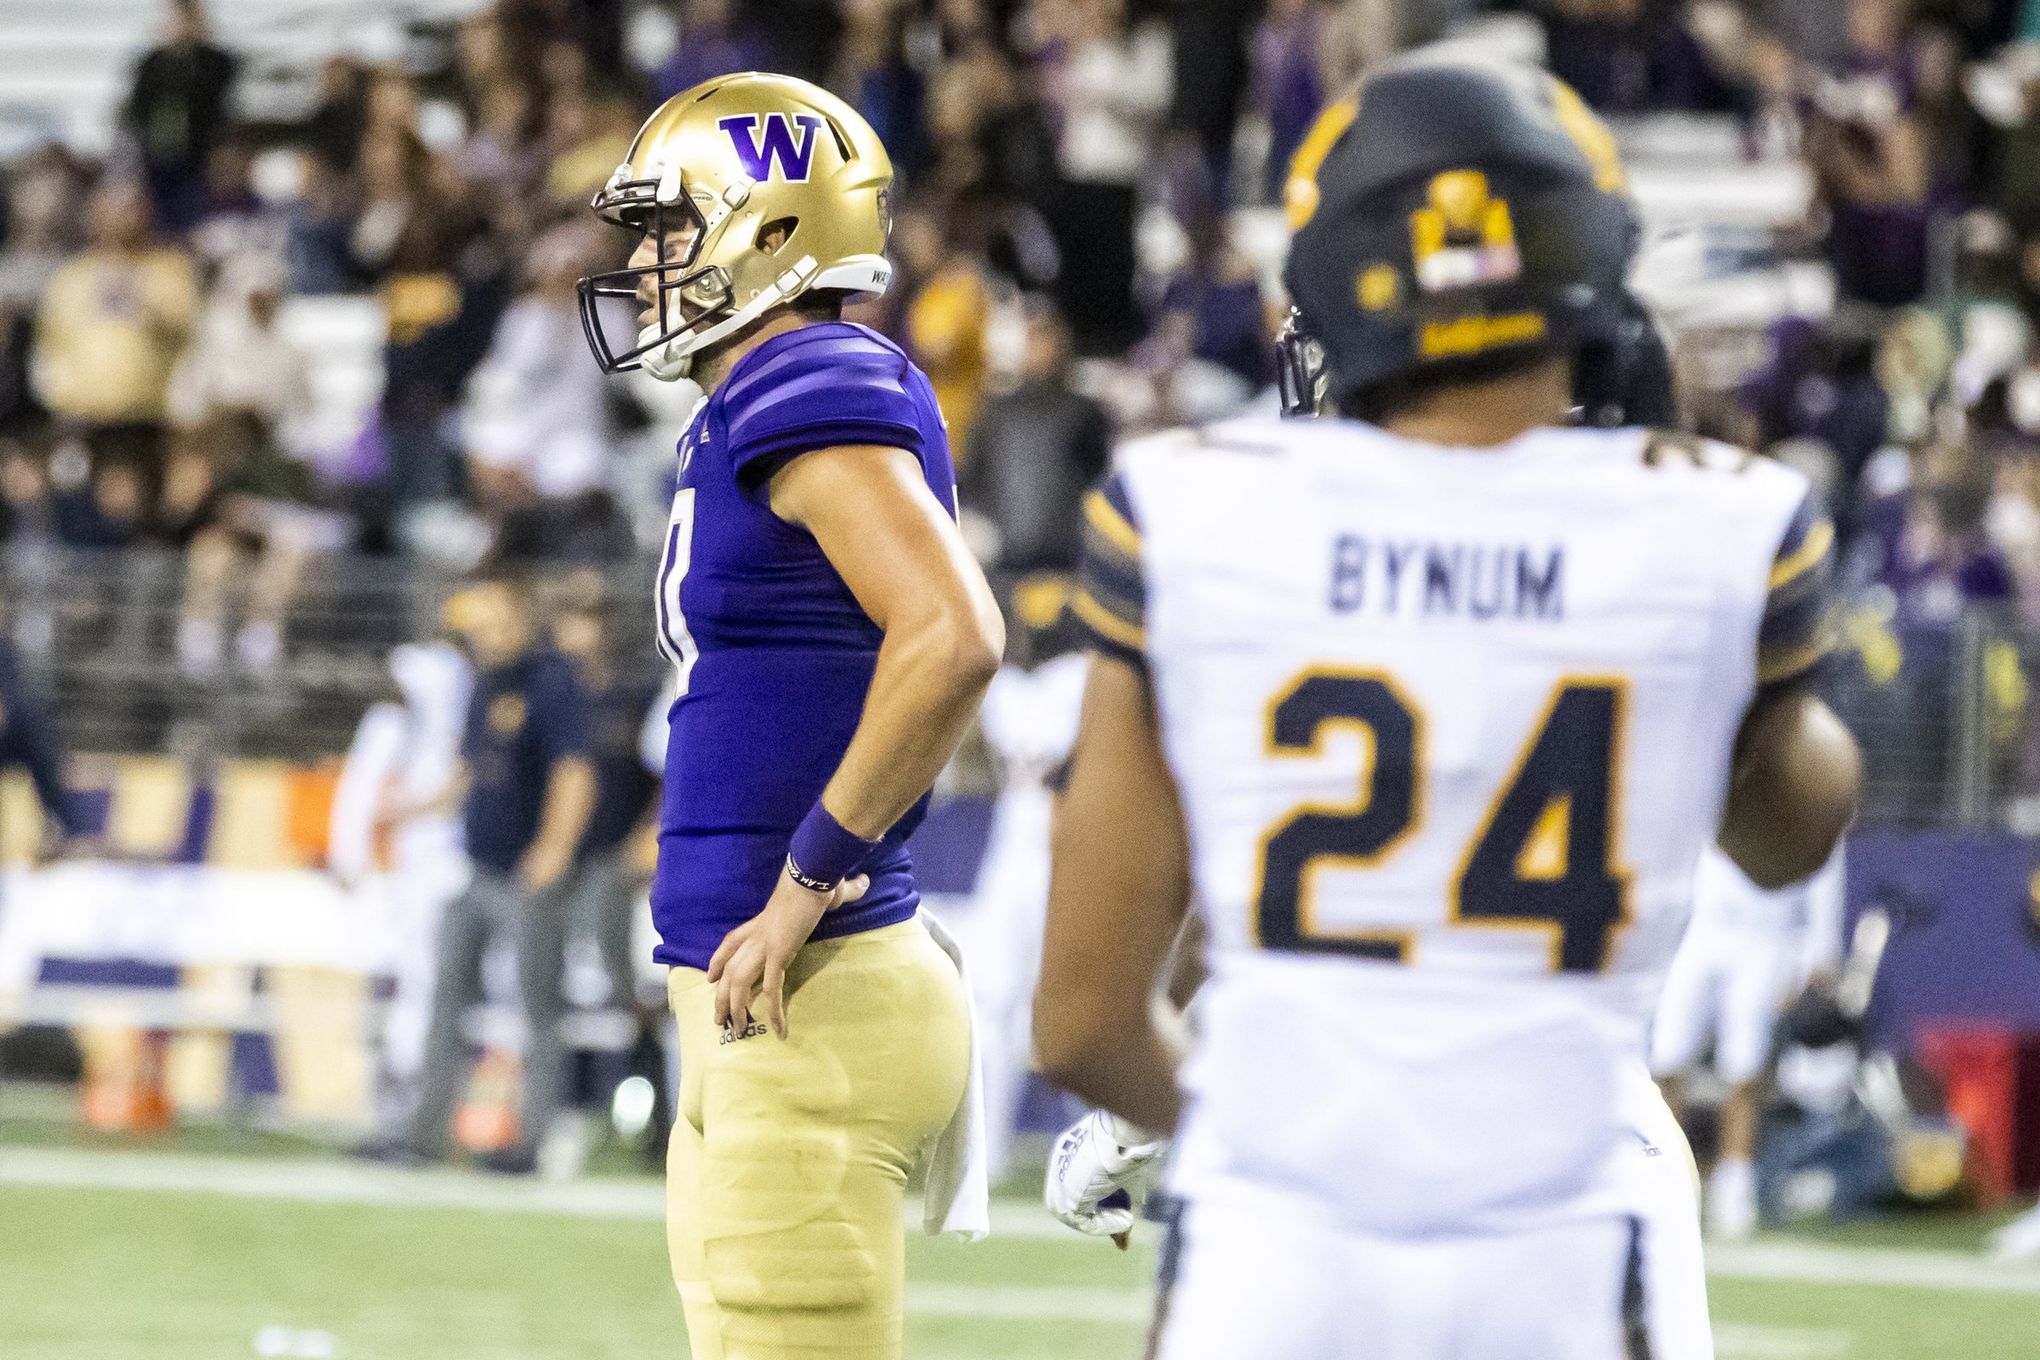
[580, 72, 1003, 1360]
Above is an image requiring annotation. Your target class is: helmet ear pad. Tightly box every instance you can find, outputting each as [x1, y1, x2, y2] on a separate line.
[1286, 167, 1636, 406]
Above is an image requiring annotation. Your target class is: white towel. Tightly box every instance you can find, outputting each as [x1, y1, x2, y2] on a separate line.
[917, 906, 991, 1241]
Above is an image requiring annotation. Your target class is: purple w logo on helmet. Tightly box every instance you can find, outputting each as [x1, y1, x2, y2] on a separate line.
[718, 113, 826, 182]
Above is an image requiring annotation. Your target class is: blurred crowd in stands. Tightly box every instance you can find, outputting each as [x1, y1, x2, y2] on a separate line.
[7, 0, 2040, 685]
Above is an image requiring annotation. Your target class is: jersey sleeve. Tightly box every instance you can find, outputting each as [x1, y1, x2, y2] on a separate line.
[722, 332, 929, 491]
[1068, 472, 1149, 667]
[1756, 486, 1838, 694]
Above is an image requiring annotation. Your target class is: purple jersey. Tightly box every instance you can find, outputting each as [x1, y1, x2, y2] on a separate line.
[649, 321, 957, 968]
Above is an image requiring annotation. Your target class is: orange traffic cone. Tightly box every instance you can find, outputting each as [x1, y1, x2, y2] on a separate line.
[453, 1046, 520, 1153]
[79, 1024, 173, 1134]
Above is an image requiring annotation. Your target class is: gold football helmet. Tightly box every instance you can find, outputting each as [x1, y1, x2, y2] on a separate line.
[578, 73, 895, 381]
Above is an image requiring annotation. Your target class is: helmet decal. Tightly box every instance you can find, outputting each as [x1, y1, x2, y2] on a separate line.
[1283, 99, 1358, 231]
[718, 113, 825, 183]
[1410, 171, 1522, 293]
[1418, 311, 1547, 360]
[1550, 82, 1627, 193]
[1356, 264, 1401, 313]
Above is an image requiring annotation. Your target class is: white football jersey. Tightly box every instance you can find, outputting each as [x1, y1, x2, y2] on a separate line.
[1071, 414, 1831, 1236]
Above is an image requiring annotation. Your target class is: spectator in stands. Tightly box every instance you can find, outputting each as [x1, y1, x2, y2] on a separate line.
[349, 126, 507, 541]
[1038, 0, 1173, 354]
[1805, 0, 1935, 309]
[167, 253, 309, 439]
[164, 410, 333, 676]
[363, 67, 424, 146]
[123, 0, 239, 235]
[0, 162, 75, 446]
[345, 125, 434, 288]
[746, 0, 843, 85]
[653, 0, 773, 101]
[1875, 306, 1954, 446]
[1742, 28, 1804, 162]
[304, 56, 370, 180]
[1867, 447, 2019, 620]
[963, 298, 1113, 576]
[1739, 314, 1890, 509]
[1254, 0, 1337, 203]
[0, 445, 55, 548]
[1144, 206, 1271, 419]
[188, 138, 286, 277]
[861, 197, 940, 345]
[1168, 0, 1264, 199]
[548, 590, 661, 1028]
[463, 224, 623, 563]
[922, 41, 1005, 197]
[167, 255, 344, 675]
[49, 447, 147, 550]
[834, 0, 931, 180]
[384, 571, 595, 1175]
[456, 5, 544, 103]
[546, 82, 643, 211]
[904, 198, 997, 456]
[1542, 0, 1730, 115]
[457, 73, 547, 211]
[34, 180, 199, 507]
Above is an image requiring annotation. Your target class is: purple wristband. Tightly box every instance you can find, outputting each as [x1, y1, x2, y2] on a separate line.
[786, 802, 879, 890]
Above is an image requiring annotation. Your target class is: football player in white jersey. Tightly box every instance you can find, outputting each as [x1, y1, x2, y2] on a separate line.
[1652, 843, 1846, 1239]
[1031, 53, 1860, 1360]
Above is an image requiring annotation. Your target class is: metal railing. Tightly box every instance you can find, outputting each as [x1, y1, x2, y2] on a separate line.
[1830, 603, 2040, 831]
[7, 543, 2035, 829]
[3, 545, 652, 761]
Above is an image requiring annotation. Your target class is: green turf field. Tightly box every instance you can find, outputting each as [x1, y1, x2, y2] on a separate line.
[4, 1141, 2039, 1360]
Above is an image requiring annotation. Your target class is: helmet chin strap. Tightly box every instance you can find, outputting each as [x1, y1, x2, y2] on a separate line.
[637, 256, 821, 383]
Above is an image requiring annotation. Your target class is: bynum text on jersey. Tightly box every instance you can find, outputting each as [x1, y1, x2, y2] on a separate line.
[1329, 535, 1565, 621]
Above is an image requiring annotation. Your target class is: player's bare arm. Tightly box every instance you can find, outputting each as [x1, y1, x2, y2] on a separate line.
[1033, 653, 1194, 1135]
[708, 443, 1004, 1037]
[1719, 686, 1861, 889]
[1042, 881, 1205, 1244]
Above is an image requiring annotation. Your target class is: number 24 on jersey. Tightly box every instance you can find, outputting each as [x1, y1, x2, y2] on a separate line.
[1252, 668, 1630, 974]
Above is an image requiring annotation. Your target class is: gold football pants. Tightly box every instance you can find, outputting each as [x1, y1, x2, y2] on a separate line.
[666, 918, 971, 1360]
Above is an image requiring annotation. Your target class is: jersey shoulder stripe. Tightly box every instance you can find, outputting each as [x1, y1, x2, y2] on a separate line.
[1069, 473, 1148, 665]
[1757, 485, 1838, 689]
[718, 322, 929, 486]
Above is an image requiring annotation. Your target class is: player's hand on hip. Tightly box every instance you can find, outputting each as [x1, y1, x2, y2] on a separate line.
[708, 869, 868, 1040]
[1045, 1110, 1168, 1243]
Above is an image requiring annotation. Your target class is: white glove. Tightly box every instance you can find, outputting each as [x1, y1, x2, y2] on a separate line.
[1044, 1110, 1168, 1241]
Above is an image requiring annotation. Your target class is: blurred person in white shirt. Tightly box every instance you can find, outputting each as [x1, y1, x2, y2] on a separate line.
[1653, 845, 1847, 1239]
[166, 252, 349, 674]
[463, 222, 623, 560]
[330, 637, 474, 1130]
[1036, 0, 1172, 354]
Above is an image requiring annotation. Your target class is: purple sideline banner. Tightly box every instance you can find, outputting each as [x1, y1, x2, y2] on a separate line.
[1847, 830, 2040, 1054]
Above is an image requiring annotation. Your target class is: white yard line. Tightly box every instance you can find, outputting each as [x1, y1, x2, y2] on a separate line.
[6, 1145, 2040, 1306]
[907, 1284, 1145, 1324]
[1705, 1239, 2040, 1297]
[0, 1145, 669, 1221]
[1712, 1325, 1853, 1359]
